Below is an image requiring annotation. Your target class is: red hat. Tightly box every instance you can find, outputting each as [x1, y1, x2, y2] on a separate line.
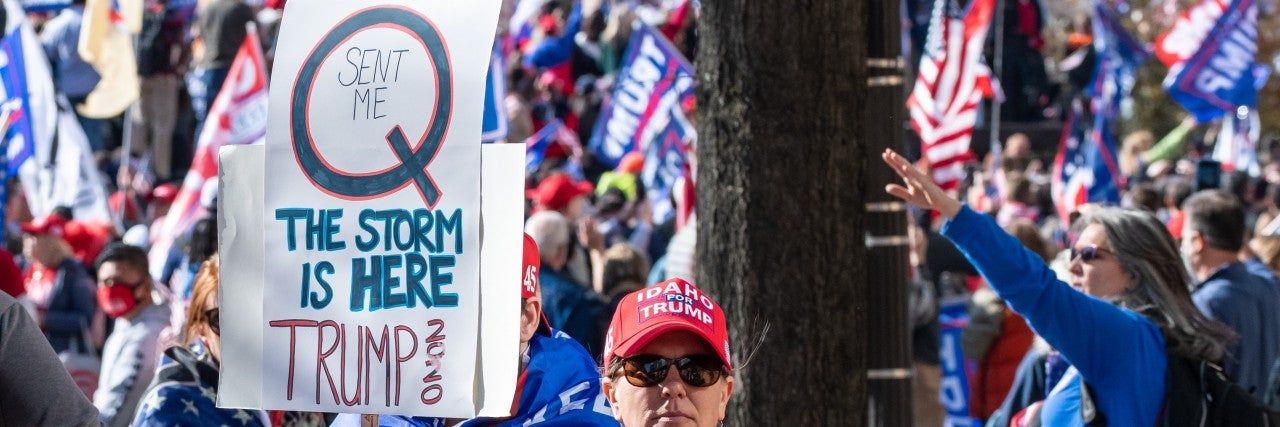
[617, 152, 645, 175]
[20, 213, 67, 237]
[109, 193, 141, 223]
[149, 184, 179, 204]
[522, 234, 541, 299]
[526, 174, 593, 211]
[604, 278, 731, 371]
[523, 233, 552, 336]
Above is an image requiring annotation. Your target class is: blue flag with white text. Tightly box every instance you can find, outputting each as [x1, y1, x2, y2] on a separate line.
[588, 24, 694, 168]
[1090, 0, 1149, 119]
[1164, 0, 1266, 122]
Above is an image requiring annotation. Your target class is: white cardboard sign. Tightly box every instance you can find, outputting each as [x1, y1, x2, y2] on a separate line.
[256, 0, 501, 417]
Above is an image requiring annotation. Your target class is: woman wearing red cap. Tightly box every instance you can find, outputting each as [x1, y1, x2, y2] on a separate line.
[602, 278, 733, 427]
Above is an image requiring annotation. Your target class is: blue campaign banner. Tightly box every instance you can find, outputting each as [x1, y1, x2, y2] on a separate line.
[939, 301, 980, 427]
[167, 0, 197, 21]
[641, 107, 692, 223]
[1052, 103, 1123, 221]
[588, 23, 693, 168]
[481, 45, 508, 143]
[0, 29, 37, 176]
[19, 0, 70, 12]
[1089, 0, 1149, 119]
[1164, 0, 1262, 122]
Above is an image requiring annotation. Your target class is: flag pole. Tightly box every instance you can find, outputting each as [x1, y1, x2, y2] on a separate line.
[989, 0, 1005, 161]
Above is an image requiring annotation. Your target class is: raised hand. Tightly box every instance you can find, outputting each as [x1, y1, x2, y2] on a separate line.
[881, 149, 963, 221]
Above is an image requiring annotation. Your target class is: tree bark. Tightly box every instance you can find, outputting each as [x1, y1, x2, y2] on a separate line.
[696, 0, 868, 425]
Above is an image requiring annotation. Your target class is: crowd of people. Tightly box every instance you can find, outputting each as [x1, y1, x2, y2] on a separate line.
[1, 0, 724, 425]
[3, 0, 1280, 425]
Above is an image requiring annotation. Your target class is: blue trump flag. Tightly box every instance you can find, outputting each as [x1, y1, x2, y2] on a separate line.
[1090, 0, 1149, 119]
[939, 300, 979, 427]
[19, 0, 69, 12]
[1052, 102, 1122, 222]
[1164, 0, 1266, 122]
[481, 44, 508, 143]
[641, 105, 693, 223]
[0, 26, 38, 177]
[588, 23, 694, 168]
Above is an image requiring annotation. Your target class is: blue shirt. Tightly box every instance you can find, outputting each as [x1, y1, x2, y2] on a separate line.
[1193, 261, 1280, 400]
[40, 6, 102, 98]
[331, 330, 617, 427]
[538, 268, 607, 355]
[942, 206, 1165, 426]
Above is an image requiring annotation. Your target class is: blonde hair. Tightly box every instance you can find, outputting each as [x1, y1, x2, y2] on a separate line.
[183, 254, 220, 347]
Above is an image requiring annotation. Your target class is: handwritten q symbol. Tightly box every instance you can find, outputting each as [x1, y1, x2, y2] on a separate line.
[290, 7, 452, 207]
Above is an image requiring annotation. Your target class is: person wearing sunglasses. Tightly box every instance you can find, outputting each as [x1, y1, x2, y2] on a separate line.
[92, 243, 172, 427]
[331, 234, 618, 426]
[602, 277, 733, 427]
[131, 254, 271, 426]
[882, 149, 1233, 426]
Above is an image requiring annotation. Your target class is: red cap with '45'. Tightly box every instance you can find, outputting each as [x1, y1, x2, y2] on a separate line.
[604, 278, 732, 371]
[523, 234, 552, 336]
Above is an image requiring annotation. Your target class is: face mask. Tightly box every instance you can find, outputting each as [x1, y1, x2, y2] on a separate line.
[97, 284, 138, 318]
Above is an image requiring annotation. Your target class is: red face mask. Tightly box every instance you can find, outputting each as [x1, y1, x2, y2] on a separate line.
[97, 284, 138, 318]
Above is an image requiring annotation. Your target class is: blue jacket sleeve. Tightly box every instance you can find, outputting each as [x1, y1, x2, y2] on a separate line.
[940, 206, 1165, 386]
[525, 3, 582, 69]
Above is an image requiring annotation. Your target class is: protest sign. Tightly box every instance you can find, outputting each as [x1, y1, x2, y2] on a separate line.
[588, 23, 693, 168]
[220, 143, 524, 417]
[258, 0, 500, 416]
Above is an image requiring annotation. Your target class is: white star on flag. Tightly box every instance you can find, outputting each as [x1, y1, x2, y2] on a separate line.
[233, 409, 255, 426]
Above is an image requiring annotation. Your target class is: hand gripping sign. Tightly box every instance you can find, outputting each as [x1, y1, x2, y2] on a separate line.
[257, 0, 500, 417]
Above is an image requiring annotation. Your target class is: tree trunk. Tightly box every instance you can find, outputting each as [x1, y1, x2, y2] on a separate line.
[696, 0, 869, 424]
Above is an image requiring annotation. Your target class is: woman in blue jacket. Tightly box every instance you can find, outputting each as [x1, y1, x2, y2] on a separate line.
[882, 149, 1233, 426]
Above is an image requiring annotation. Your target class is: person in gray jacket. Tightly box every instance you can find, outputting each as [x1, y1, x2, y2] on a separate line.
[0, 289, 100, 425]
[93, 244, 171, 427]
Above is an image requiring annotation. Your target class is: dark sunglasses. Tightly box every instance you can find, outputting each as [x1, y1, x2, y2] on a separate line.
[1070, 245, 1113, 262]
[621, 354, 725, 388]
[205, 308, 220, 336]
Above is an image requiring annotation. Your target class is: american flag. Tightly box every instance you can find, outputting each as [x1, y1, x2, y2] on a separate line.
[906, 0, 997, 190]
[524, 119, 582, 174]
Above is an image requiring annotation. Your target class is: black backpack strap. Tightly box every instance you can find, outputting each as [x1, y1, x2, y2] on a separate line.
[1079, 375, 1108, 426]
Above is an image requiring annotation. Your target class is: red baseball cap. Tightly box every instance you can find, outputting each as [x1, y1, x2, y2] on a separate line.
[20, 213, 67, 237]
[604, 278, 731, 371]
[526, 174, 593, 212]
[149, 184, 179, 204]
[523, 233, 551, 336]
